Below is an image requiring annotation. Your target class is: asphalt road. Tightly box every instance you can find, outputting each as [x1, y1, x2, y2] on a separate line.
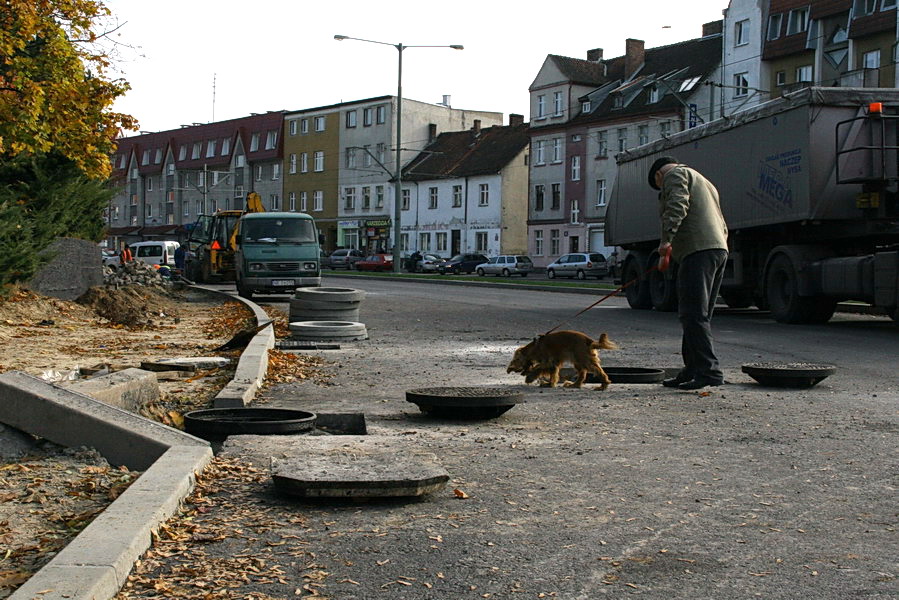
[180, 278, 899, 598]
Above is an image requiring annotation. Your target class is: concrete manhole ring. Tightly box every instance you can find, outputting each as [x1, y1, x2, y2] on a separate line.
[406, 386, 524, 419]
[294, 287, 366, 303]
[289, 321, 366, 333]
[741, 362, 837, 388]
[184, 408, 317, 440]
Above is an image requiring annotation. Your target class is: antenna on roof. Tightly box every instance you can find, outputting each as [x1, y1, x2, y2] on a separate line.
[212, 73, 217, 123]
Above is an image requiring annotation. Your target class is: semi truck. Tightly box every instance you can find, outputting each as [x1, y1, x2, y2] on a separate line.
[606, 87, 899, 324]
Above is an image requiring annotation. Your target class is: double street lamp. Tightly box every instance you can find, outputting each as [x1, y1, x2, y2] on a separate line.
[334, 34, 463, 273]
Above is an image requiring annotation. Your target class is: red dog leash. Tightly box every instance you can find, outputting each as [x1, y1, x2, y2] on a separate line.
[543, 246, 671, 336]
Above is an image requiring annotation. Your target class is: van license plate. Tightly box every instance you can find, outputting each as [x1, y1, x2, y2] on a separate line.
[272, 280, 295, 286]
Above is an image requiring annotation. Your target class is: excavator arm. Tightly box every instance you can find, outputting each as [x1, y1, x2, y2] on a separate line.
[228, 192, 265, 251]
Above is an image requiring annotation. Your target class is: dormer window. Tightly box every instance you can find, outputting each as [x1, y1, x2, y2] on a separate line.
[613, 95, 623, 109]
[648, 86, 660, 103]
[581, 100, 591, 113]
[786, 7, 809, 35]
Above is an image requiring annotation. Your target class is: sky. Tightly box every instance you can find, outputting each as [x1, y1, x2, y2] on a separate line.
[102, 0, 728, 135]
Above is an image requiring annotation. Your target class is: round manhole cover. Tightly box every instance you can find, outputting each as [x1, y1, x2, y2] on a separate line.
[184, 408, 317, 440]
[741, 362, 836, 388]
[406, 386, 524, 419]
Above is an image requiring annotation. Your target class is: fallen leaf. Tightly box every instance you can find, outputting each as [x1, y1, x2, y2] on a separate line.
[453, 488, 469, 499]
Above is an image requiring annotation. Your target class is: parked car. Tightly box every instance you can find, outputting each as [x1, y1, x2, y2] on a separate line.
[130, 240, 181, 267]
[355, 254, 394, 272]
[328, 248, 364, 270]
[545, 253, 609, 280]
[438, 253, 488, 275]
[101, 248, 121, 269]
[475, 255, 533, 277]
[416, 253, 446, 273]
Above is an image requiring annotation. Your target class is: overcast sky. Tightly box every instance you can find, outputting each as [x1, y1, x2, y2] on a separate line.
[103, 0, 728, 134]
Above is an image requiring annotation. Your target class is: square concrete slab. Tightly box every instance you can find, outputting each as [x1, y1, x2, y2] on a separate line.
[220, 435, 449, 499]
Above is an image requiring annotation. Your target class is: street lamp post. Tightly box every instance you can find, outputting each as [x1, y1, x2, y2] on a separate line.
[334, 35, 463, 273]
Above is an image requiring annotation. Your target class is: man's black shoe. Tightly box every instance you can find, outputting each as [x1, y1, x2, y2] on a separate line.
[662, 375, 692, 388]
[678, 379, 724, 391]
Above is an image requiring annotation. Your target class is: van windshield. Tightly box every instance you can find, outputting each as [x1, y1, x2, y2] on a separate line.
[242, 218, 316, 243]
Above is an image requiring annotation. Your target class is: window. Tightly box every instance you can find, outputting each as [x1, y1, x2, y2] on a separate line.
[345, 110, 357, 128]
[271, 194, 281, 210]
[289, 120, 297, 136]
[376, 105, 387, 124]
[776, 70, 787, 86]
[617, 128, 628, 152]
[362, 186, 371, 209]
[206, 140, 216, 158]
[535, 184, 545, 211]
[734, 72, 749, 97]
[648, 86, 660, 103]
[313, 116, 325, 131]
[313, 151, 324, 172]
[345, 147, 356, 169]
[536, 95, 546, 118]
[249, 134, 259, 152]
[535, 140, 546, 165]
[154, 149, 162, 164]
[863, 49, 881, 69]
[301, 119, 309, 134]
[300, 152, 308, 173]
[660, 121, 672, 137]
[452, 185, 462, 207]
[735, 19, 749, 46]
[300, 191, 308, 212]
[534, 230, 544, 255]
[272, 163, 280, 180]
[146, 177, 153, 191]
[436, 232, 447, 253]
[235, 154, 245, 168]
[638, 125, 649, 145]
[597, 131, 608, 157]
[796, 65, 813, 82]
[553, 91, 563, 116]
[400, 233, 408, 251]
[313, 190, 323, 211]
[198, 171, 206, 187]
[178, 145, 187, 161]
[402, 189, 410, 211]
[182, 201, 189, 217]
[552, 138, 562, 162]
[551, 183, 561, 210]
[191, 142, 201, 159]
[167, 163, 175, 176]
[265, 131, 277, 150]
[141, 150, 149, 165]
[475, 232, 488, 252]
[854, 0, 877, 14]
[376, 186, 384, 208]
[289, 153, 297, 174]
[363, 145, 372, 168]
[550, 229, 560, 255]
[596, 179, 607, 206]
[363, 108, 373, 126]
[344, 187, 356, 209]
[570, 200, 580, 224]
[419, 232, 430, 252]
[479, 184, 489, 206]
[377, 143, 386, 164]
[571, 155, 581, 181]
[786, 8, 809, 35]
[289, 192, 296, 211]
[582, 100, 591, 113]
[221, 138, 230, 155]
[883, 0, 897, 9]
[255, 165, 262, 181]
[429, 187, 438, 209]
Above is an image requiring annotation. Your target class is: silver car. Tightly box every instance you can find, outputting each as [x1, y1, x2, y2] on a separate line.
[546, 253, 609, 280]
[475, 255, 533, 277]
[328, 248, 364, 269]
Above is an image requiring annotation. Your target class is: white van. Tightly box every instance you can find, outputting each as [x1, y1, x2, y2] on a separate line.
[129, 240, 180, 267]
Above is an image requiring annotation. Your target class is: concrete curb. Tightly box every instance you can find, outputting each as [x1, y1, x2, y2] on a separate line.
[5, 285, 274, 600]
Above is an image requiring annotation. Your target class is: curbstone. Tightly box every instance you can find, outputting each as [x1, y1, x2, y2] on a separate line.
[67, 367, 160, 412]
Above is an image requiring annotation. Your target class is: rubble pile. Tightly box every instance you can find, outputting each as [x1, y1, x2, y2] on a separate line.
[104, 260, 173, 290]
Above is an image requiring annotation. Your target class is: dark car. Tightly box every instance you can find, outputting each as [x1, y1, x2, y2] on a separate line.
[355, 254, 394, 272]
[328, 248, 364, 270]
[438, 253, 489, 275]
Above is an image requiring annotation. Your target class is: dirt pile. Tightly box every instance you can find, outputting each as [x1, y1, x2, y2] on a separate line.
[76, 285, 181, 329]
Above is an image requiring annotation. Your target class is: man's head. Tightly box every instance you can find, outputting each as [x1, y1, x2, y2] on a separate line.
[648, 156, 679, 190]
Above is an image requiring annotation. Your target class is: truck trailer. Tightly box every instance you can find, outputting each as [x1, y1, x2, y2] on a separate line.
[606, 87, 899, 323]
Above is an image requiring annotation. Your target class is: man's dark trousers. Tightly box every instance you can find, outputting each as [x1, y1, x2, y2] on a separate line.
[676, 248, 727, 384]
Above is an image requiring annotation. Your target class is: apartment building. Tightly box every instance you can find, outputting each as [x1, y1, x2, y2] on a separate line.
[723, 0, 773, 115]
[527, 25, 723, 268]
[400, 116, 530, 257]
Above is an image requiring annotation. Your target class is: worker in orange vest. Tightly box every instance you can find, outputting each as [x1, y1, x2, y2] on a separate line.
[120, 244, 133, 263]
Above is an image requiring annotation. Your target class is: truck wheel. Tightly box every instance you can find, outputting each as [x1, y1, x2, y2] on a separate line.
[648, 255, 677, 312]
[766, 255, 835, 324]
[721, 289, 753, 309]
[623, 254, 652, 310]
[237, 280, 253, 299]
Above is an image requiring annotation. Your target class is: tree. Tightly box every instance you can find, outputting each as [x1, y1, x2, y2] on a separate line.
[0, 0, 136, 180]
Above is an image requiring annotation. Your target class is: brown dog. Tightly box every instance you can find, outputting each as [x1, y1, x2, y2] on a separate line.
[507, 330, 618, 390]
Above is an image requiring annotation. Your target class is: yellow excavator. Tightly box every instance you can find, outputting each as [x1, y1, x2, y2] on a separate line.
[184, 192, 265, 283]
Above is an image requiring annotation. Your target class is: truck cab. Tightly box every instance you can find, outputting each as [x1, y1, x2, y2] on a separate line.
[235, 212, 321, 297]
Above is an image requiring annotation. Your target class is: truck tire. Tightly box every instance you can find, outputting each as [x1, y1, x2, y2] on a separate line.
[721, 289, 753, 309]
[765, 255, 836, 324]
[237, 279, 253, 299]
[648, 254, 677, 312]
[623, 254, 652, 310]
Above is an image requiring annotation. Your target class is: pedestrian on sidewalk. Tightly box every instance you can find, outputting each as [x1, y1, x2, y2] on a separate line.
[648, 156, 728, 390]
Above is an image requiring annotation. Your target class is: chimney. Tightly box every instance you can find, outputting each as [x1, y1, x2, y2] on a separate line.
[587, 48, 603, 62]
[702, 20, 723, 36]
[442, 94, 451, 107]
[472, 119, 481, 134]
[509, 114, 524, 126]
[624, 39, 645, 78]
[428, 123, 437, 143]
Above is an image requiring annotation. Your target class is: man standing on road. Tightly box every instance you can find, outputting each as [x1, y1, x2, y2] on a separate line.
[648, 156, 728, 390]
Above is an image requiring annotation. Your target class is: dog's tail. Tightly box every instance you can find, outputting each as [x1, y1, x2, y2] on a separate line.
[592, 333, 619, 350]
